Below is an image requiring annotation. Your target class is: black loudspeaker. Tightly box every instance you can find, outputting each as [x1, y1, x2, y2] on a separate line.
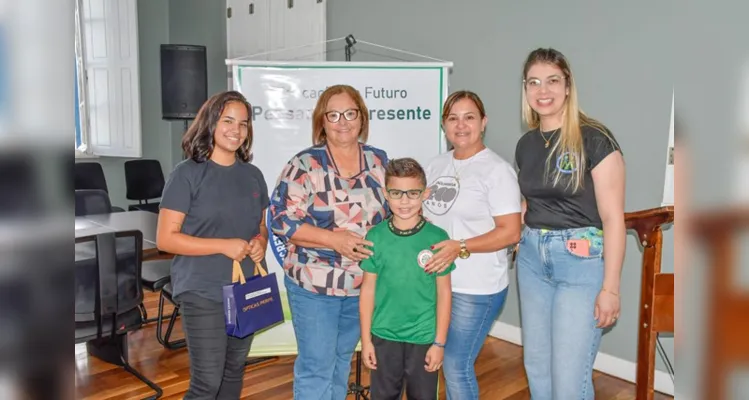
[160, 44, 207, 120]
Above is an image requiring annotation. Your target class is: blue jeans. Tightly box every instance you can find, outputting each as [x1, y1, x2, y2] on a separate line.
[443, 289, 508, 400]
[284, 276, 361, 400]
[517, 226, 605, 400]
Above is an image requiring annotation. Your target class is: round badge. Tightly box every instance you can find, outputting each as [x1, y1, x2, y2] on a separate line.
[417, 249, 433, 269]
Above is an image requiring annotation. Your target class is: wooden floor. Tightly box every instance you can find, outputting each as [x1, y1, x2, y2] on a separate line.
[75, 291, 674, 400]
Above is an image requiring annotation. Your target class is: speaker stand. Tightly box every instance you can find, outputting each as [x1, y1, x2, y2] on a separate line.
[180, 119, 192, 161]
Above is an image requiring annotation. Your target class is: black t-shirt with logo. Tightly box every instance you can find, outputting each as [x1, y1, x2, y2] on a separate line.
[515, 125, 621, 230]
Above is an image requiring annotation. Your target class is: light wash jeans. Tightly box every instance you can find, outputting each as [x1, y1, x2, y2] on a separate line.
[517, 226, 605, 400]
[284, 276, 361, 400]
[443, 289, 508, 400]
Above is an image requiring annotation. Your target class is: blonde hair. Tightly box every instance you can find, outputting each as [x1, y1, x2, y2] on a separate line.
[521, 48, 615, 193]
[311, 85, 370, 145]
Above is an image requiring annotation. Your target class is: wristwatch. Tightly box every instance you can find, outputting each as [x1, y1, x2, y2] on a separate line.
[458, 239, 470, 259]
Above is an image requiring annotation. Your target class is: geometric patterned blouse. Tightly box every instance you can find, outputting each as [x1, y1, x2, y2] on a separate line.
[269, 143, 390, 296]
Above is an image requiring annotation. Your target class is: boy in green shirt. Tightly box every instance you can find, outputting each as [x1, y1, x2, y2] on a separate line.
[360, 157, 455, 399]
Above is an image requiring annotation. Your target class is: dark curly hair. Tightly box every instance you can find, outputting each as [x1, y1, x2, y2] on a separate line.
[181, 91, 253, 163]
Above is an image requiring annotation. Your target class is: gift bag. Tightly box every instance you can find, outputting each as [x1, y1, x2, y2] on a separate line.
[223, 259, 284, 338]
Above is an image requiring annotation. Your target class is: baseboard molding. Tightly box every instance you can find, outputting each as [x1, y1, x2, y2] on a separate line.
[489, 322, 675, 396]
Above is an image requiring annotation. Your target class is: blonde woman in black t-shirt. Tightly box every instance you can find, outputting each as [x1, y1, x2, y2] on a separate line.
[514, 48, 626, 400]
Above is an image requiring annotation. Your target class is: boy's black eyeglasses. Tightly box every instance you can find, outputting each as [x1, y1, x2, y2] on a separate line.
[325, 109, 360, 123]
[386, 188, 424, 200]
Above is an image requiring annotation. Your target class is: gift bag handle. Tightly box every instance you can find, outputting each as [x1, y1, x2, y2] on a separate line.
[231, 235, 268, 284]
[232, 259, 267, 284]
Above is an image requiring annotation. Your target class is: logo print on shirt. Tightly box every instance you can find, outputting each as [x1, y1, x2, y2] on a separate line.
[417, 249, 433, 269]
[556, 152, 578, 174]
[423, 176, 459, 216]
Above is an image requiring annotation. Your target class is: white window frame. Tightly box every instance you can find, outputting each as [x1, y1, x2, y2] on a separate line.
[75, 0, 142, 158]
[75, 0, 91, 157]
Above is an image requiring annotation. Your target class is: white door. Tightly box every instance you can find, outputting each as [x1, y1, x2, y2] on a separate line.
[227, 0, 270, 60]
[226, 0, 325, 62]
[268, 0, 326, 61]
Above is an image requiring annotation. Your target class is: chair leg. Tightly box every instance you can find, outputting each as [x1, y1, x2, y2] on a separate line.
[163, 307, 186, 349]
[87, 334, 162, 399]
[156, 291, 186, 349]
[142, 296, 175, 325]
[116, 337, 163, 399]
[244, 356, 276, 366]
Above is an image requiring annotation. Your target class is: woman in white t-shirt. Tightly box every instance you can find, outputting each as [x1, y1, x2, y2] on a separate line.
[422, 90, 522, 399]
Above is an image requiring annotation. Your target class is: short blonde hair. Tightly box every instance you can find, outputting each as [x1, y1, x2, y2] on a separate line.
[311, 85, 370, 145]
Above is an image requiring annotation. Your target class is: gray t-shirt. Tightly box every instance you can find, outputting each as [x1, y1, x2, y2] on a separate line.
[160, 158, 269, 303]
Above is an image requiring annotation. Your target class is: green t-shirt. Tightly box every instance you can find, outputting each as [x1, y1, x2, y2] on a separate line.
[360, 217, 456, 344]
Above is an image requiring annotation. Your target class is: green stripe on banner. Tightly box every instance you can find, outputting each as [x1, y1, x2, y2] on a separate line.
[238, 65, 444, 71]
[439, 67, 444, 153]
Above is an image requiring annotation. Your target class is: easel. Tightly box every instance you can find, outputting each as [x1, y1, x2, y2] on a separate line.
[348, 350, 369, 399]
[625, 206, 674, 400]
[690, 206, 749, 400]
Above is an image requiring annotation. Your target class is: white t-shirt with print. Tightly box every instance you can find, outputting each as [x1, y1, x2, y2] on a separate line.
[423, 148, 522, 295]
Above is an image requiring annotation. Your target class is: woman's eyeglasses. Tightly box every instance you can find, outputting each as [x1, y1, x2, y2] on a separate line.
[325, 109, 360, 123]
[523, 76, 565, 92]
[386, 188, 424, 200]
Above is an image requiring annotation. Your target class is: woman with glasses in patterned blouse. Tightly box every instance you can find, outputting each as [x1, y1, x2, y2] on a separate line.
[269, 84, 390, 400]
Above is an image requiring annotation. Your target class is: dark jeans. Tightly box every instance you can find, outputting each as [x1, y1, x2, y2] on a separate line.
[177, 291, 254, 400]
[370, 335, 439, 400]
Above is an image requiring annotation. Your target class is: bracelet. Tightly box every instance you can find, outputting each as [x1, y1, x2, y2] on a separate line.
[432, 341, 445, 348]
[602, 287, 619, 296]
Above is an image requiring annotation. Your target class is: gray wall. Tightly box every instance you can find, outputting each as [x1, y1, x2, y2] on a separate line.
[327, 0, 674, 372]
[167, 0, 228, 170]
[76, 0, 227, 209]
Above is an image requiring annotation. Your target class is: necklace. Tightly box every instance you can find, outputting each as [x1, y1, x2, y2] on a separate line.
[539, 128, 559, 148]
[451, 152, 475, 183]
